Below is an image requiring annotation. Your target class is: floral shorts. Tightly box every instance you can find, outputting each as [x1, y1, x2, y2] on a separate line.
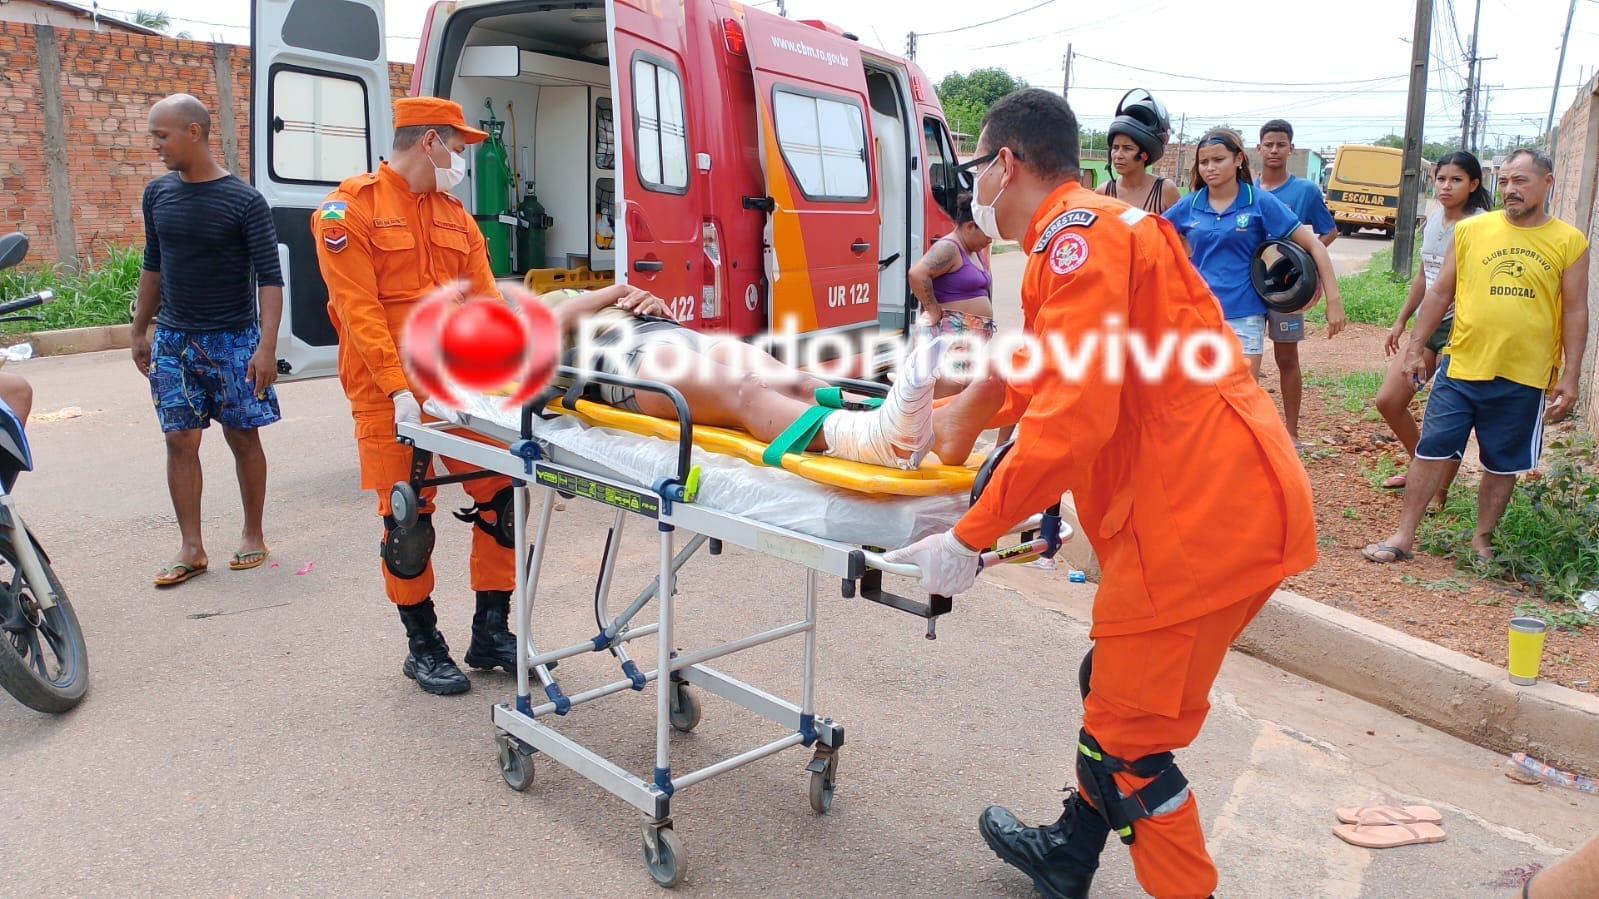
[912, 309, 998, 376]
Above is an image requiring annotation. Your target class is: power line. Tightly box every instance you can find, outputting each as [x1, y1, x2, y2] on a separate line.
[1071, 52, 1408, 87]
[918, 0, 1059, 37]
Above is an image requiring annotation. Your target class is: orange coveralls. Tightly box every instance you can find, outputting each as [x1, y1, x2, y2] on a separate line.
[953, 182, 1318, 897]
[312, 163, 516, 607]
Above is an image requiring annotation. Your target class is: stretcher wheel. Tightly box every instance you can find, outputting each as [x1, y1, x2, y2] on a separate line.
[496, 734, 535, 792]
[668, 682, 701, 733]
[390, 482, 420, 530]
[808, 749, 838, 814]
[642, 825, 684, 888]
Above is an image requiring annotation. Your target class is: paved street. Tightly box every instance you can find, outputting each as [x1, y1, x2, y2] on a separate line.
[2, 283, 1594, 896]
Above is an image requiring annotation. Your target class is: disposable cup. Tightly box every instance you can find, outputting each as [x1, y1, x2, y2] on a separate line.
[1507, 617, 1548, 685]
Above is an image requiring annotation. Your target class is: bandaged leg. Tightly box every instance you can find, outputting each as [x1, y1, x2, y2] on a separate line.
[819, 338, 945, 469]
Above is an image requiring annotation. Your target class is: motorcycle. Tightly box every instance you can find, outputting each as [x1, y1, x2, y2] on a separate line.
[0, 232, 87, 713]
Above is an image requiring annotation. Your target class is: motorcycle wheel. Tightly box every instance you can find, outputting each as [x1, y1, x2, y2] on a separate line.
[0, 534, 87, 713]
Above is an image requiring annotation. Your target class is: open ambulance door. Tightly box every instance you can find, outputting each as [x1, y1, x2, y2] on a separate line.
[251, 0, 392, 380]
[740, 15, 880, 337]
[610, 2, 702, 325]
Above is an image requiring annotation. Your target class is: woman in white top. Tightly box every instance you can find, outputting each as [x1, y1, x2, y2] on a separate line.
[1374, 151, 1493, 502]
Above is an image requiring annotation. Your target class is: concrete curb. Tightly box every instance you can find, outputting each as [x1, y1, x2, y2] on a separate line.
[1234, 588, 1599, 778]
[13, 324, 133, 357]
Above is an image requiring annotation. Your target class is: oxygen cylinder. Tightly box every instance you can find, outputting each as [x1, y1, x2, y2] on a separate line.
[473, 100, 513, 277]
[516, 182, 550, 272]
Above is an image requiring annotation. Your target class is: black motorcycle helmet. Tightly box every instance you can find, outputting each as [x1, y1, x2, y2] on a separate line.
[1107, 88, 1171, 165]
[1250, 238, 1319, 313]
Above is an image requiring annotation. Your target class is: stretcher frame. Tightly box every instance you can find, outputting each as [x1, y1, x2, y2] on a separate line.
[392, 367, 1067, 888]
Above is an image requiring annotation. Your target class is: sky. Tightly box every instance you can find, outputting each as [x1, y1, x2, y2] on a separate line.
[72, 0, 1599, 152]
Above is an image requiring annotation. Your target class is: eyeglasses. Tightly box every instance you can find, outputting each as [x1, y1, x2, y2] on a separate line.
[956, 148, 1025, 175]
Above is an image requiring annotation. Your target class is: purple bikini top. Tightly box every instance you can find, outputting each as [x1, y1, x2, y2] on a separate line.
[930, 236, 991, 301]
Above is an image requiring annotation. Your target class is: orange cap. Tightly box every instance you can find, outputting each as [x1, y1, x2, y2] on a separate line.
[393, 97, 490, 143]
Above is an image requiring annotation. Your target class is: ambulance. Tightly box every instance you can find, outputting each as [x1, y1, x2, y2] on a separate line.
[251, 0, 971, 380]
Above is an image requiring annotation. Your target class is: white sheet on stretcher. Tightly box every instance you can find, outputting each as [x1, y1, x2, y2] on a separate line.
[428, 393, 970, 548]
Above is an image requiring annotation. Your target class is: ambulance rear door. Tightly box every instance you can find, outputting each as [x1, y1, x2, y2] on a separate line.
[250, 0, 392, 381]
[740, 15, 879, 335]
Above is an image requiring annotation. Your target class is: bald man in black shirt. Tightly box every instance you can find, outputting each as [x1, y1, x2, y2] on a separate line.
[133, 93, 284, 587]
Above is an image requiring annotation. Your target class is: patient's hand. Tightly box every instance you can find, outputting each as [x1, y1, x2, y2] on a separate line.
[617, 289, 675, 320]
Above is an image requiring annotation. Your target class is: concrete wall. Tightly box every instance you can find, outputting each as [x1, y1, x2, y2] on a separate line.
[0, 21, 414, 270]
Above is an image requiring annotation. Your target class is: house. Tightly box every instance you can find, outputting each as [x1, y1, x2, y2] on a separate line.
[0, 0, 162, 35]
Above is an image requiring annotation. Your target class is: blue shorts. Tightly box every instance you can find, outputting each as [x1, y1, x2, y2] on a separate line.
[149, 325, 281, 433]
[1225, 314, 1266, 356]
[1415, 356, 1546, 475]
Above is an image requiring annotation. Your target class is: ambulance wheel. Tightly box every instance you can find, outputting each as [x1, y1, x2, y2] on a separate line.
[643, 825, 684, 888]
[668, 682, 701, 733]
[390, 483, 420, 530]
[808, 749, 838, 814]
[496, 734, 535, 792]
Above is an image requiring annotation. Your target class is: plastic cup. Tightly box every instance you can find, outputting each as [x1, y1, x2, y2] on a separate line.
[1507, 617, 1548, 685]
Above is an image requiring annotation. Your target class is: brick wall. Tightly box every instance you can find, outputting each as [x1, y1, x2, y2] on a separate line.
[3, 21, 414, 269]
[1552, 74, 1599, 436]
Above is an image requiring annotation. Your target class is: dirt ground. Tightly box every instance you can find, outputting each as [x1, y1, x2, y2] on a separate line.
[1266, 321, 1598, 694]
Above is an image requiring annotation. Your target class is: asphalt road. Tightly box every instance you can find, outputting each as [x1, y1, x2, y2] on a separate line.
[3, 242, 1596, 896]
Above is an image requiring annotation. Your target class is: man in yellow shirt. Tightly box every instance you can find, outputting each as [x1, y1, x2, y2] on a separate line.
[1364, 148, 1590, 564]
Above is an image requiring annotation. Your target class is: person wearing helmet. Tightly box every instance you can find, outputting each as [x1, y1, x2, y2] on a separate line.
[1096, 89, 1180, 214]
[1162, 128, 1346, 381]
[1256, 119, 1339, 446]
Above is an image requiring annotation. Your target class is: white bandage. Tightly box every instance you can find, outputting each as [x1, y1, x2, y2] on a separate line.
[820, 337, 945, 470]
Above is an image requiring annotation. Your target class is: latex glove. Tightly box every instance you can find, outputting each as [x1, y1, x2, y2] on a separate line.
[883, 530, 980, 596]
[392, 389, 422, 432]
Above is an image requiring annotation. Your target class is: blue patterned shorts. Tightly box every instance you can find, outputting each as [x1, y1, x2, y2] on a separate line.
[149, 325, 281, 432]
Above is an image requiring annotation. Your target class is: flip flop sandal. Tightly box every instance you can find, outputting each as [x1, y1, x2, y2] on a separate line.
[1381, 474, 1407, 490]
[154, 561, 207, 587]
[1335, 804, 1442, 826]
[1361, 543, 1414, 563]
[1333, 820, 1446, 849]
[229, 549, 270, 571]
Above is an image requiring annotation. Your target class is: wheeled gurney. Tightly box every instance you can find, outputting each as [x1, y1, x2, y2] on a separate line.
[391, 368, 1069, 888]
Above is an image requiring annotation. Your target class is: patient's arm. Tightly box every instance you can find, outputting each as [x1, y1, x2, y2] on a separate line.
[540, 283, 656, 337]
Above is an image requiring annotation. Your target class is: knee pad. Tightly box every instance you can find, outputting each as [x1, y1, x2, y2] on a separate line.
[383, 512, 435, 580]
[454, 485, 517, 549]
[1075, 727, 1190, 846]
[1078, 646, 1094, 700]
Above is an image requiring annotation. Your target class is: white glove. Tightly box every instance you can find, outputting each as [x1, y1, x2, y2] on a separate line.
[392, 389, 422, 431]
[883, 530, 981, 596]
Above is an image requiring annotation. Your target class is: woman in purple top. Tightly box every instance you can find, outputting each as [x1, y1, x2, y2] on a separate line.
[908, 192, 995, 396]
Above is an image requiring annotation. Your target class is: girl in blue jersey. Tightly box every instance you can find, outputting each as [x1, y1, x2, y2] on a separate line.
[1163, 128, 1345, 381]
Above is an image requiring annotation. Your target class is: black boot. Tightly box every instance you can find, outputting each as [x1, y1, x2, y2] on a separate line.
[397, 598, 470, 695]
[464, 590, 518, 674]
[978, 788, 1112, 899]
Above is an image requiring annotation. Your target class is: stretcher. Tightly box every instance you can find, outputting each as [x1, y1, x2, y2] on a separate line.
[391, 367, 1070, 888]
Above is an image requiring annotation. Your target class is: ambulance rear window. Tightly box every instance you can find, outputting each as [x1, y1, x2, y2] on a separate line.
[772, 89, 869, 202]
[633, 58, 688, 193]
[267, 66, 371, 185]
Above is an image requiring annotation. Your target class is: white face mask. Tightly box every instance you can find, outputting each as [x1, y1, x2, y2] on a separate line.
[430, 135, 467, 192]
[970, 156, 1007, 242]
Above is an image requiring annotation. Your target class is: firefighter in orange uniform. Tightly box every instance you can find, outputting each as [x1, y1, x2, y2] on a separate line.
[312, 97, 520, 697]
[886, 90, 1318, 897]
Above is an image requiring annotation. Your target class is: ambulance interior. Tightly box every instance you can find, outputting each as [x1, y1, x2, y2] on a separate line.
[439, 7, 618, 291]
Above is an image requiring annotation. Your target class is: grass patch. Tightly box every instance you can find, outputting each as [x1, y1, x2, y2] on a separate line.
[1305, 243, 1420, 327]
[0, 244, 140, 334]
[1363, 453, 1403, 489]
[1418, 434, 1599, 619]
[1305, 369, 1383, 414]
[1399, 573, 1472, 593]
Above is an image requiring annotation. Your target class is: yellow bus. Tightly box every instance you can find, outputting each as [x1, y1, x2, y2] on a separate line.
[1326, 144, 1403, 239]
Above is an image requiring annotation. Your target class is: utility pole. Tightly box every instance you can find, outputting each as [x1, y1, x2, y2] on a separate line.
[1394, 0, 1432, 280]
[1062, 44, 1074, 103]
[1545, 0, 1578, 210]
[906, 31, 917, 60]
[1175, 112, 1187, 185]
[1460, 0, 1482, 149]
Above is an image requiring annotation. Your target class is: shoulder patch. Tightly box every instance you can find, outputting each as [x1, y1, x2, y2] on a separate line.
[322, 227, 348, 254]
[1046, 231, 1090, 277]
[319, 200, 347, 221]
[1031, 209, 1099, 253]
[1119, 207, 1148, 227]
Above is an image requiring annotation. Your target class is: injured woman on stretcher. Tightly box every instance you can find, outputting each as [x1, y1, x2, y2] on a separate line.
[534, 283, 999, 470]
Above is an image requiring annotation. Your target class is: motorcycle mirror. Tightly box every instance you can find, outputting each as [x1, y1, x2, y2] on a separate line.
[0, 233, 28, 272]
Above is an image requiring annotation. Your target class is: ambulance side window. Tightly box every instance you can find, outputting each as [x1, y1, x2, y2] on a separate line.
[772, 88, 869, 202]
[922, 117, 961, 216]
[632, 57, 688, 193]
[267, 66, 371, 185]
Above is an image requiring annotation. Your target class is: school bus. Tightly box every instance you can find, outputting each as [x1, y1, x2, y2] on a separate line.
[1325, 144, 1402, 239]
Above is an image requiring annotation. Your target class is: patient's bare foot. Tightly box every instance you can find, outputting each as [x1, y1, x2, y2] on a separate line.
[931, 373, 1007, 465]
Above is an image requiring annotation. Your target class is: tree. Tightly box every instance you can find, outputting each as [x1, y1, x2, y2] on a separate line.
[935, 68, 1029, 144]
[1374, 133, 1405, 149]
[134, 9, 193, 39]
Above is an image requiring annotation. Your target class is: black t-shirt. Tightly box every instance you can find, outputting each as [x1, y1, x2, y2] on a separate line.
[141, 172, 284, 332]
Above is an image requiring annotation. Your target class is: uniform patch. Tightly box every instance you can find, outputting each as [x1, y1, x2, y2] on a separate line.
[1048, 232, 1090, 276]
[372, 217, 407, 228]
[1031, 209, 1099, 253]
[319, 201, 347, 221]
[322, 227, 348, 253]
[1234, 213, 1251, 230]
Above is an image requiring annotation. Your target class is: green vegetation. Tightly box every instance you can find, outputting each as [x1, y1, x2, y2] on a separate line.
[0, 245, 140, 334]
[1305, 243, 1422, 328]
[1305, 369, 1384, 415]
[1418, 434, 1599, 620]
